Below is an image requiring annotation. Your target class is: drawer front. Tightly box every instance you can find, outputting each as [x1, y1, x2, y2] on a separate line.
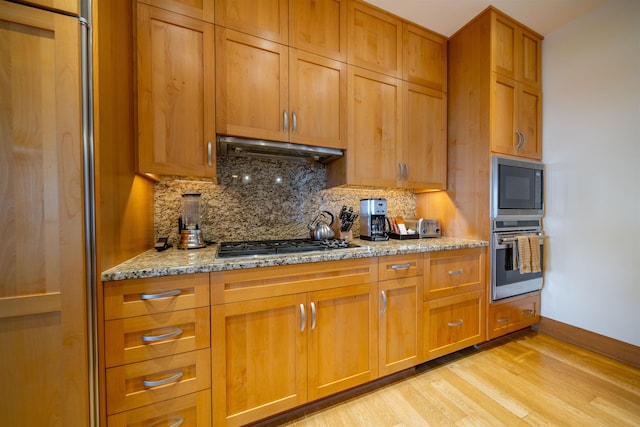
[105, 307, 211, 367]
[488, 292, 540, 340]
[378, 253, 423, 281]
[425, 248, 485, 300]
[107, 389, 211, 427]
[211, 258, 378, 304]
[104, 273, 210, 320]
[424, 290, 484, 360]
[106, 349, 211, 415]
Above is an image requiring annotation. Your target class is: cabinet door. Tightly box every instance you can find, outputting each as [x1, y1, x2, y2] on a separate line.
[491, 72, 518, 156]
[379, 277, 424, 375]
[403, 23, 447, 92]
[215, 0, 288, 44]
[403, 82, 447, 190]
[347, 66, 402, 187]
[216, 27, 289, 142]
[136, 4, 216, 177]
[289, 49, 347, 149]
[424, 290, 485, 361]
[516, 82, 542, 160]
[0, 4, 88, 425]
[424, 248, 485, 300]
[290, 0, 347, 61]
[519, 27, 542, 88]
[138, 0, 214, 22]
[348, 0, 402, 77]
[307, 284, 378, 400]
[211, 295, 307, 427]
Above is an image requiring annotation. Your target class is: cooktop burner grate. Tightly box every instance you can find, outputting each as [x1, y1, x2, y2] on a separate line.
[217, 238, 355, 258]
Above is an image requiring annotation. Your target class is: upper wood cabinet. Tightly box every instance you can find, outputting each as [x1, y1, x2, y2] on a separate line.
[136, 3, 216, 177]
[216, 27, 347, 148]
[403, 82, 447, 190]
[138, 0, 214, 21]
[491, 73, 542, 159]
[215, 0, 288, 43]
[348, 0, 402, 78]
[491, 11, 542, 89]
[290, 0, 348, 61]
[403, 23, 447, 92]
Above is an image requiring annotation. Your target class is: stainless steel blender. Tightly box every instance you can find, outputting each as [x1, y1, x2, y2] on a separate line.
[178, 193, 206, 249]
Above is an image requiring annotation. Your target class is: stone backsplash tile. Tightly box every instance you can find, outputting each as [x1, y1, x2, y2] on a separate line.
[154, 155, 416, 244]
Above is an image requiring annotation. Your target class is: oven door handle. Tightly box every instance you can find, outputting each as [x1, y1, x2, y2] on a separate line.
[496, 232, 544, 248]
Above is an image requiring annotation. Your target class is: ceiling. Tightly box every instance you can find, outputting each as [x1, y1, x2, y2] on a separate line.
[364, 0, 608, 37]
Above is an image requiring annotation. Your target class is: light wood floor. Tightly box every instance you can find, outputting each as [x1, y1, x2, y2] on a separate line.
[280, 331, 640, 426]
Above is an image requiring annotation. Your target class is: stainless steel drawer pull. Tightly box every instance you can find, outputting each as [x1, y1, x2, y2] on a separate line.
[292, 111, 297, 133]
[497, 317, 510, 323]
[283, 110, 288, 132]
[310, 302, 317, 330]
[143, 371, 184, 388]
[299, 304, 306, 332]
[142, 327, 183, 343]
[207, 140, 213, 166]
[140, 289, 182, 300]
[448, 269, 464, 275]
[448, 319, 464, 327]
[151, 417, 184, 427]
[391, 263, 411, 270]
[380, 290, 387, 315]
[522, 309, 534, 315]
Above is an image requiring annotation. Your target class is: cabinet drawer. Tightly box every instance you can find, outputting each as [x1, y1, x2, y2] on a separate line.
[425, 248, 485, 300]
[424, 290, 485, 360]
[488, 292, 540, 340]
[104, 273, 209, 320]
[107, 389, 211, 427]
[106, 349, 211, 415]
[105, 307, 210, 367]
[378, 253, 423, 281]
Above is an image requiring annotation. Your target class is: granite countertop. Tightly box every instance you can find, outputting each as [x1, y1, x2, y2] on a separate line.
[101, 237, 488, 281]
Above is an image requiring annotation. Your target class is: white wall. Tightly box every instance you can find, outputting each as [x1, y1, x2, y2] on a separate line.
[542, 0, 640, 346]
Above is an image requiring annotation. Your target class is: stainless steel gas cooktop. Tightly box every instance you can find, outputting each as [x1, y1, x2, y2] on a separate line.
[216, 238, 356, 258]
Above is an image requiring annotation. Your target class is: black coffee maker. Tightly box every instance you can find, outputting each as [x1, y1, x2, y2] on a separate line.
[359, 198, 389, 241]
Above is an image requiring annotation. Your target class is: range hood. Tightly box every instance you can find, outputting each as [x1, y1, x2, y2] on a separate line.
[217, 135, 343, 165]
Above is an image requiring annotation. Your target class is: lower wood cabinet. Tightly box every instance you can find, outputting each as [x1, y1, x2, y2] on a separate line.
[211, 259, 379, 427]
[488, 291, 540, 340]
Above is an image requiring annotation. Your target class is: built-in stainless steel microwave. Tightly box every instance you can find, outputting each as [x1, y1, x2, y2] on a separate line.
[491, 156, 544, 218]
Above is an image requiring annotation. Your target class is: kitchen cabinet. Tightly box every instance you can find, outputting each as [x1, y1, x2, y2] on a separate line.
[423, 248, 486, 361]
[102, 273, 211, 423]
[488, 291, 540, 340]
[138, 0, 214, 21]
[491, 73, 542, 159]
[403, 23, 447, 92]
[0, 2, 89, 425]
[136, 3, 216, 178]
[348, 0, 402, 78]
[403, 82, 447, 190]
[215, 0, 288, 44]
[290, 0, 348, 61]
[215, 28, 347, 149]
[211, 259, 378, 426]
[19, 0, 79, 15]
[378, 254, 424, 375]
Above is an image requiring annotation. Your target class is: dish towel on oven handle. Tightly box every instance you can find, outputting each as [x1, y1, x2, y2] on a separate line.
[515, 235, 541, 274]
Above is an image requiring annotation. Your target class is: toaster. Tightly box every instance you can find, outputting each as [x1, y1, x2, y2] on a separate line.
[404, 218, 441, 238]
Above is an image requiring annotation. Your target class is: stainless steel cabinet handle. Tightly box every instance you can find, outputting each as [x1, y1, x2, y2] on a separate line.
[207, 140, 213, 166]
[310, 302, 317, 330]
[292, 112, 297, 133]
[521, 131, 527, 149]
[140, 289, 182, 300]
[142, 327, 183, 343]
[497, 317, 510, 323]
[391, 263, 411, 270]
[447, 319, 464, 327]
[143, 370, 184, 388]
[299, 303, 306, 332]
[405, 163, 409, 181]
[522, 309, 534, 316]
[398, 163, 403, 180]
[380, 290, 387, 315]
[448, 269, 464, 275]
[283, 110, 288, 132]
